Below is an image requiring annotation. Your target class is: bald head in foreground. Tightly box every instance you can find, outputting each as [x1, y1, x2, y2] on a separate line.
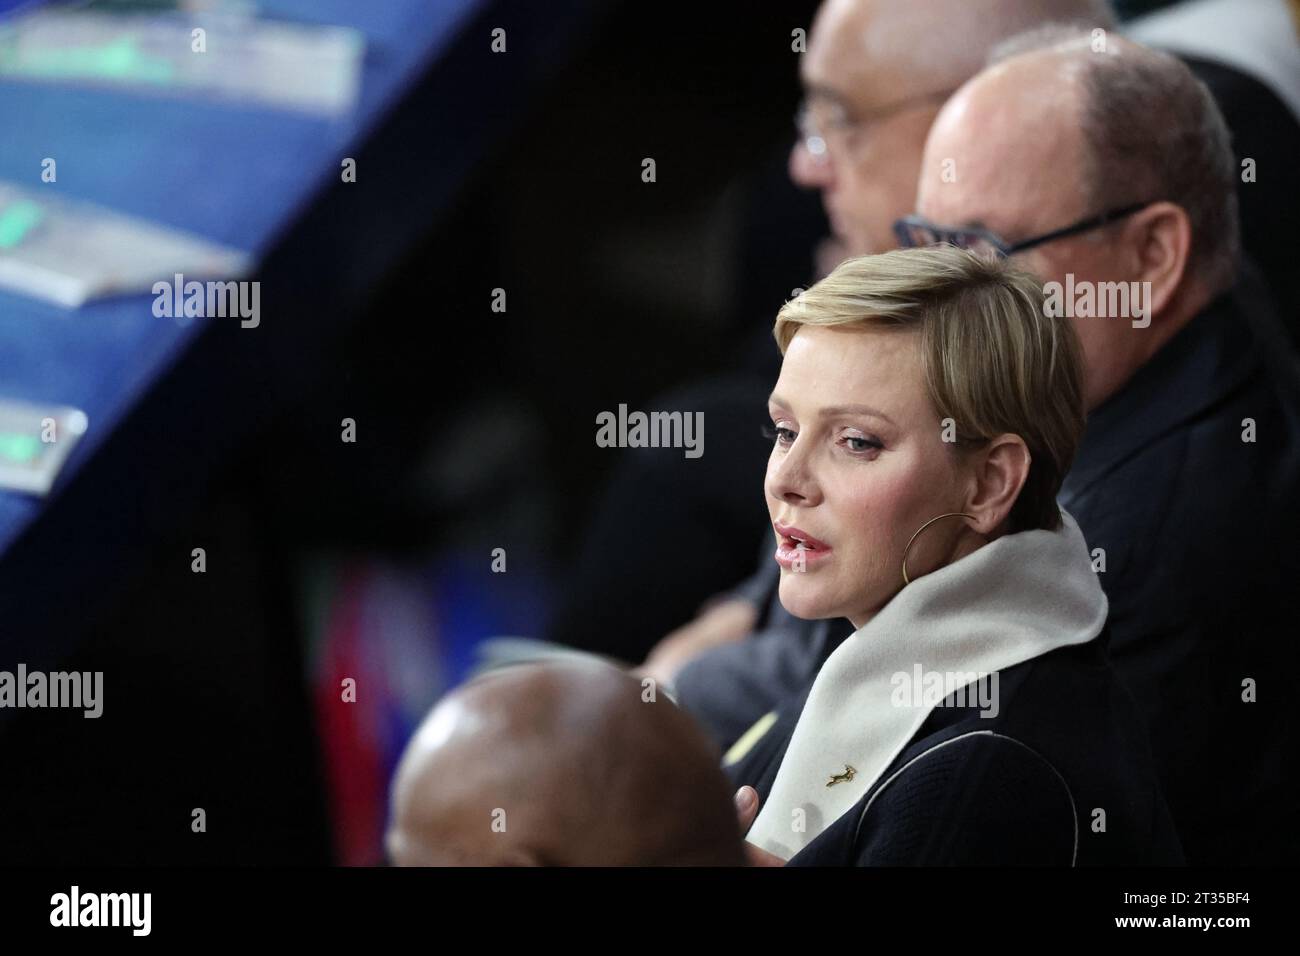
[387, 661, 746, 866]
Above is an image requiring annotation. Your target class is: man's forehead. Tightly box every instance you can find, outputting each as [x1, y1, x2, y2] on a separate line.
[920, 76, 1084, 219]
[918, 121, 999, 219]
[804, 1, 937, 109]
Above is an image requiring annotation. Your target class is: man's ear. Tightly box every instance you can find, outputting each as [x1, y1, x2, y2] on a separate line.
[964, 435, 1031, 535]
[1127, 201, 1192, 317]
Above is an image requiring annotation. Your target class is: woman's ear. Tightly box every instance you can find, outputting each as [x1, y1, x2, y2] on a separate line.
[965, 435, 1031, 534]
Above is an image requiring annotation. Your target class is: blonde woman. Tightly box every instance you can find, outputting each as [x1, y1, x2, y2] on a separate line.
[728, 246, 1181, 865]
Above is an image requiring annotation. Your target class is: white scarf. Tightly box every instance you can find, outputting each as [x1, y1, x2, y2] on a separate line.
[745, 509, 1107, 860]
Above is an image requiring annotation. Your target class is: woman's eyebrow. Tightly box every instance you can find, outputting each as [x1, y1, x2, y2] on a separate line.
[769, 396, 896, 426]
[819, 404, 896, 426]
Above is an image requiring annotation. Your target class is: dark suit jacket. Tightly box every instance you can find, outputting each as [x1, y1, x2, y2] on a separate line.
[725, 634, 1184, 865]
[1057, 282, 1300, 864]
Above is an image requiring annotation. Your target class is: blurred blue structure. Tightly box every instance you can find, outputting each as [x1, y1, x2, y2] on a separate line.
[0, 0, 589, 667]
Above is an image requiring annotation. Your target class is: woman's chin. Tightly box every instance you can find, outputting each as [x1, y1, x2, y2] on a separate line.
[777, 578, 840, 622]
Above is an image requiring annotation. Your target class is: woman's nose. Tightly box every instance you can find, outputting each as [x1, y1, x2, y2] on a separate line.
[767, 445, 820, 506]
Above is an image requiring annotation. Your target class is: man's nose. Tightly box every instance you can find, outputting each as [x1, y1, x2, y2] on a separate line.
[789, 139, 835, 190]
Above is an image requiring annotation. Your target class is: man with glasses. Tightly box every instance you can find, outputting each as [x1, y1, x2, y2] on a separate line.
[902, 31, 1300, 864]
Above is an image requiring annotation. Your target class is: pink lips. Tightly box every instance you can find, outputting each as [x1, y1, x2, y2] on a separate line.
[773, 521, 832, 569]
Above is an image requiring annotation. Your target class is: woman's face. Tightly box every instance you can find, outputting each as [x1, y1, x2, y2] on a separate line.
[765, 324, 977, 628]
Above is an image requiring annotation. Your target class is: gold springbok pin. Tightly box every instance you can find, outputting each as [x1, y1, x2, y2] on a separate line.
[826, 765, 857, 787]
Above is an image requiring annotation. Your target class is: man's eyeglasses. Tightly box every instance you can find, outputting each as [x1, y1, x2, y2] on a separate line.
[892, 202, 1155, 259]
[795, 89, 956, 160]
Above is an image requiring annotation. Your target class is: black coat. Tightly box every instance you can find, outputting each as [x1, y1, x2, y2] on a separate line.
[725, 634, 1184, 866]
[1057, 282, 1300, 864]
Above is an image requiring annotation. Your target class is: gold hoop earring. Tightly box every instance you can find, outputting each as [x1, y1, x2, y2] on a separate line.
[901, 512, 978, 585]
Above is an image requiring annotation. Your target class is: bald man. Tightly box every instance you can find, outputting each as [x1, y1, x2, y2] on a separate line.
[903, 31, 1300, 864]
[915, 31, 1244, 409]
[386, 661, 747, 866]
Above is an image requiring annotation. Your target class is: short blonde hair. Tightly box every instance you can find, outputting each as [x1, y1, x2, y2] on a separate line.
[774, 246, 1084, 532]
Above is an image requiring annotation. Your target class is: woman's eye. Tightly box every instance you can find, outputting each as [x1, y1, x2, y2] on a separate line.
[762, 424, 796, 445]
[841, 435, 883, 454]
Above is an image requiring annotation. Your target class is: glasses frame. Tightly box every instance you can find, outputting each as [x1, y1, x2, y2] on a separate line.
[892, 202, 1155, 257]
